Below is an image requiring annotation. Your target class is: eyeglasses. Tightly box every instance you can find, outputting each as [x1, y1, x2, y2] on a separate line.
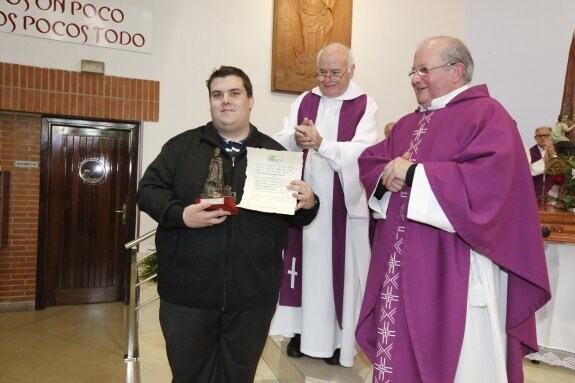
[535, 134, 551, 138]
[408, 62, 457, 78]
[316, 67, 349, 82]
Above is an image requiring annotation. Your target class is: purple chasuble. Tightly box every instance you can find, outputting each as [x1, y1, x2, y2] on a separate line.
[356, 85, 551, 383]
[278, 91, 367, 328]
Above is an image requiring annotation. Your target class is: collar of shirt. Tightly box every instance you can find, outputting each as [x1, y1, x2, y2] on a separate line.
[220, 138, 244, 157]
[217, 129, 250, 157]
[419, 84, 470, 111]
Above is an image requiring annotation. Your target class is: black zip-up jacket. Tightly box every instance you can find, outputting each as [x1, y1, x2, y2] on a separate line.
[136, 123, 319, 311]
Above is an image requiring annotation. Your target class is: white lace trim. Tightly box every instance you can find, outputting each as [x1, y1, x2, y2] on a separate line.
[526, 346, 575, 370]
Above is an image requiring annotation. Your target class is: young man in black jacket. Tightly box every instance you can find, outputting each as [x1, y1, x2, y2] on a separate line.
[136, 66, 319, 383]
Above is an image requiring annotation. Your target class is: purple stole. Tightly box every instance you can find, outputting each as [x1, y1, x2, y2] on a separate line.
[529, 145, 553, 198]
[278, 91, 367, 328]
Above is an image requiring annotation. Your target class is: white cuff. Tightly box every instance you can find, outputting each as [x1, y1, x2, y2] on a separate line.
[407, 166, 455, 233]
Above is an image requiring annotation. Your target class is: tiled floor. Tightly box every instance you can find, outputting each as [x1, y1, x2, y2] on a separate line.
[0, 302, 127, 383]
[1, 301, 575, 383]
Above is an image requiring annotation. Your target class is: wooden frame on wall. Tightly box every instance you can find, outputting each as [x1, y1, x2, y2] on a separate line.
[272, 0, 353, 94]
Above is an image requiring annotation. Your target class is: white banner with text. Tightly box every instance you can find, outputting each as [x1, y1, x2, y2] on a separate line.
[0, 0, 153, 53]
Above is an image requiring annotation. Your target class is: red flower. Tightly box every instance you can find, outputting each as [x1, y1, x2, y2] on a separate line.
[552, 173, 566, 185]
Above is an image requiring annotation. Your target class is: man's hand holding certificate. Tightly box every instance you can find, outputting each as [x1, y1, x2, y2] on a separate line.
[238, 148, 312, 215]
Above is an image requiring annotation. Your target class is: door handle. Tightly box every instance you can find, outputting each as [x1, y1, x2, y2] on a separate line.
[114, 203, 127, 225]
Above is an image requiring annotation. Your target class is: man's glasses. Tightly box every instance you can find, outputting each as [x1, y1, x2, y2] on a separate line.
[408, 62, 457, 78]
[316, 67, 349, 82]
[535, 134, 551, 139]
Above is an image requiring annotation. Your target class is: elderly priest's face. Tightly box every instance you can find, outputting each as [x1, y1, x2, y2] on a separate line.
[410, 40, 460, 108]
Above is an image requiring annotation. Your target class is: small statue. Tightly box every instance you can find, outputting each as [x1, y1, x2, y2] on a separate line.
[201, 147, 224, 198]
[196, 147, 238, 214]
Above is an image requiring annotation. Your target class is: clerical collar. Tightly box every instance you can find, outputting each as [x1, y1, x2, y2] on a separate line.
[419, 84, 470, 111]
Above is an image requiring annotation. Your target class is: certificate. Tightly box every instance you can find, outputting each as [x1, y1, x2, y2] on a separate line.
[237, 148, 303, 215]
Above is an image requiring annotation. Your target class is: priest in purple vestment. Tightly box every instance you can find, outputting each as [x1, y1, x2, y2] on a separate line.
[356, 36, 551, 383]
[528, 126, 555, 199]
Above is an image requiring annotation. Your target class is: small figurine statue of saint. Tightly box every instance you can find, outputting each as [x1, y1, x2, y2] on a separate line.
[201, 147, 224, 198]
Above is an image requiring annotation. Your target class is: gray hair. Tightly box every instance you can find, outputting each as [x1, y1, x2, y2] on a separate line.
[419, 36, 474, 83]
[316, 42, 355, 70]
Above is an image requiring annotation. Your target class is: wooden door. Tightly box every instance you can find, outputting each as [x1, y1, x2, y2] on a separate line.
[37, 118, 139, 307]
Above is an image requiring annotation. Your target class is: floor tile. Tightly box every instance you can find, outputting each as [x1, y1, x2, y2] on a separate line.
[0, 302, 127, 383]
[1, 300, 574, 383]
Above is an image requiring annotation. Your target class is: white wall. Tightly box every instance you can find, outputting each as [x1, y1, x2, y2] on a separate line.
[465, 0, 575, 143]
[1, 0, 573, 235]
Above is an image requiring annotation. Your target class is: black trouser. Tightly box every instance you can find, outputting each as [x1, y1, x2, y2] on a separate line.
[159, 299, 276, 383]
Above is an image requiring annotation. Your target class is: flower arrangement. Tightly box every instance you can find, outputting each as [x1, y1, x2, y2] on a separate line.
[547, 156, 575, 210]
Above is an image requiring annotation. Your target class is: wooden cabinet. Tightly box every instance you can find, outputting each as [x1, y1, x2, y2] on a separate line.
[539, 205, 575, 243]
[0, 171, 8, 246]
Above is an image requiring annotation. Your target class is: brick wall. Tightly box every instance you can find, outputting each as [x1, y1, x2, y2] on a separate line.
[0, 62, 160, 122]
[0, 112, 41, 311]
